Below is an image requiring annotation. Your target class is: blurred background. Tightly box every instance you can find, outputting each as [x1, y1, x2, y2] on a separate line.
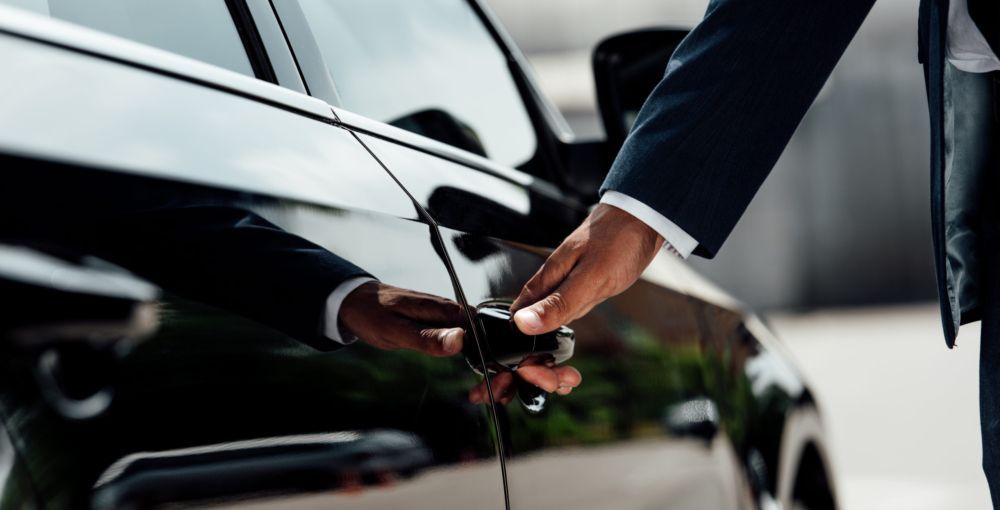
[489, 0, 989, 508]
[491, 0, 932, 311]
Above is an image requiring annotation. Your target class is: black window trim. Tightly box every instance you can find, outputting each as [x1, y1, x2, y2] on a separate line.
[268, 0, 344, 107]
[224, 0, 277, 83]
[0, 24, 329, 124]
[245, 0, 308, 94]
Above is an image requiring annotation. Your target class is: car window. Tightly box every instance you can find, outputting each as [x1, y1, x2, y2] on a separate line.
[1, 0, 255, 77]
[296, 0, 538, 169]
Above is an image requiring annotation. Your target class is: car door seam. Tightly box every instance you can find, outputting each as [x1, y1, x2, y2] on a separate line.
[343, 125, 513, 510]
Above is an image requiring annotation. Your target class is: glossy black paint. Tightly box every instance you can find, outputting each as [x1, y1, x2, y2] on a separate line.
[432, 227, 778, 509]
[471, 305, 574, 373]
[0, 2, 835, 509]
[0, 148, 510, 506]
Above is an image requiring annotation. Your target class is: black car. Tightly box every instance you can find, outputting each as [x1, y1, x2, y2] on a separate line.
[0, 1, 836, 509]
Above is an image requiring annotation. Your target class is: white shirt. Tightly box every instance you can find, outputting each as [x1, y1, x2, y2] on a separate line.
[604, 8, 999, 258]
[323, 276, 376, 344]
[948, 0, 1000, 73]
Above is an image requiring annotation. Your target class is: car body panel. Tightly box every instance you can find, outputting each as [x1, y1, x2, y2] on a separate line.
[0, 33, 416, 222]
[0, 1, 834, 508]
[434, 225, 757, 509]
[1, 155, 509, 510]
[0, 4, 328, 118]
[0, 14, 508, 509]
[359, 115, 816, 507]
[0, 418, 40, 509]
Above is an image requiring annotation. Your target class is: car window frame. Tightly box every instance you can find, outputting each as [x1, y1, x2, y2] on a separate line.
[2, 0, 275, 84]
[244, 0, 307, 93]
[221, 0, 277, 83]
[269, 0, 574, 184]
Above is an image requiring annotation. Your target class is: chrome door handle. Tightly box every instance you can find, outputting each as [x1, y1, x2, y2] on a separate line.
[464, 301, 575, 413]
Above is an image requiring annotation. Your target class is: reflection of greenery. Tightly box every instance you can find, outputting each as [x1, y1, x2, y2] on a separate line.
[503, 322, 757, 455]
[0, 464, 36, 510]
[0, 297, 497, 509]
[0, 294, 790, 507]
[0, 347, 83, 510]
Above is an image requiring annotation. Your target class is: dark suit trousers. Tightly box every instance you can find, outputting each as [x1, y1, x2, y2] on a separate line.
[975, 69, 1000, 507]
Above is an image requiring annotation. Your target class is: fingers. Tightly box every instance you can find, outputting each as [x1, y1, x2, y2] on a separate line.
[513, 268, 595, 335]
[468, 364, 583, 405]
[417, 327, 464, 356]
[490, 372, 517, 405]
[468, 372, 516, 405]
[510, 241, 580, 313]
[386, 288, 467, 326]
[511, 203, 666, 337]
[515, 364, 559, 392]
[517, 365, 582, 394]
[374, 315, 464, 357]
[469, 379, 488, 404]
[553, 366, 582, 395]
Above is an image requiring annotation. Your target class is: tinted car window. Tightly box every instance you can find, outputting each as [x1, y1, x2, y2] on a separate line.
[297, 0, 538, 168]
[1, 0, 254, 77]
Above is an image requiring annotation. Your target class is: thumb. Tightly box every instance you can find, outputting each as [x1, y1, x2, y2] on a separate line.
[378, 315, 465, 357]
[512, 272, 590, 335]
[511, 243, 579, 313]
[417, 327, 465, 356]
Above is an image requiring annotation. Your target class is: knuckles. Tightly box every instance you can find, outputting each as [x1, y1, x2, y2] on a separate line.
[540, 292, 569, 319]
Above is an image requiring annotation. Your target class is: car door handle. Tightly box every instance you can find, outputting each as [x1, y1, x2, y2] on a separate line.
[464, 301, 574, 413]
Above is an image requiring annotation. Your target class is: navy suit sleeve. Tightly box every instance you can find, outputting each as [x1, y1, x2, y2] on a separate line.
[5, 161, 371, 351]
[600, 0, 876, 257]
[112, 206, 371, 351]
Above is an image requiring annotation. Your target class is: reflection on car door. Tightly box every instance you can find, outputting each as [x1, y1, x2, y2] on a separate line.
[0, 24, 506, 510]
[351, 133, 757, 510]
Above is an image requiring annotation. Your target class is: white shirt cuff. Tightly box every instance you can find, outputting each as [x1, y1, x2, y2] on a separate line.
[600, 191, 699, 259]
[323, 276, 377, 345]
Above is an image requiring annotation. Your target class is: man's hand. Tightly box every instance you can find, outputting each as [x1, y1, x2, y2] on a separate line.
[339, 282, 466, 357]
[340, 281, 583, 404]
[468, 355, 582, 405]
[511, 203, 664, 335]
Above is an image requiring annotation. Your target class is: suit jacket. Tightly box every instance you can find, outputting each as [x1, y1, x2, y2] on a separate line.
[602, 0, 993, 347]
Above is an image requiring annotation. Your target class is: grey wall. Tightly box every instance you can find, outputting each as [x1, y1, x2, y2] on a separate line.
[489, 0, 935, 310]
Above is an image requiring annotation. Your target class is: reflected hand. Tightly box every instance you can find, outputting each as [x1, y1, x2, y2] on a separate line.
[340, 282, 581, 405]
[339, 282, 466, 357]
[468, 355, 582, 405]
[511, 204, 663, 335]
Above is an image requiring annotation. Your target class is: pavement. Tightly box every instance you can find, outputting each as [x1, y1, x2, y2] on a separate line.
[769, 304, 992, 510]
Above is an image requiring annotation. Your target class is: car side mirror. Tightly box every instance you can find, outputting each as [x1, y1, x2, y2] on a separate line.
[390, 108, 488, 159]
[593, 28, 689, 152]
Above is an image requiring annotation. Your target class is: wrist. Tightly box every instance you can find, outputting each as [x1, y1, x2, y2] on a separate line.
[598, 191, 697, 259]
[595, 203, 664, 256]
[337, 280, 380, 341]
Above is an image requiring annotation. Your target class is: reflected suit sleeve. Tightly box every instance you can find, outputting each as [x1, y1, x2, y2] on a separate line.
[599, 0, 876, 258]
[6, 164, 373, 351]
[98, 205, 372, 352]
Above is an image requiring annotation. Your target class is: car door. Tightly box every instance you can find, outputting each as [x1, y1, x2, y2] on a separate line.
[0, 3, 507, 509]
[338, 129, 756, 510]
[270, 1, 758, 508]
